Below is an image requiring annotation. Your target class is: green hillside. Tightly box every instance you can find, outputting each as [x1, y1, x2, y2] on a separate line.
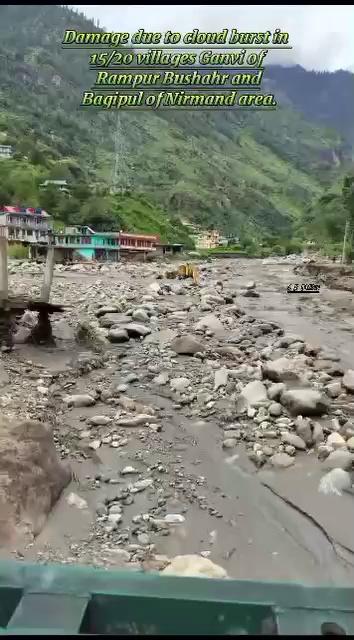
[0, 4, 350, 242]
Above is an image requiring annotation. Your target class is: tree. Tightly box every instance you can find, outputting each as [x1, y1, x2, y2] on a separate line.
[78, 196, 117, 231]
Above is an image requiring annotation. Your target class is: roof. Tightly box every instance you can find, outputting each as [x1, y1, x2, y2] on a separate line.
[157, 243, 183, 248]
[0, 206, 50, 217]
[40, 180, 68, 186]
[120, 232, 158, 240]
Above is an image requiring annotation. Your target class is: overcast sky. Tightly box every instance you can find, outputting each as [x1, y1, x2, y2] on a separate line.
[70, 5, 354, 72]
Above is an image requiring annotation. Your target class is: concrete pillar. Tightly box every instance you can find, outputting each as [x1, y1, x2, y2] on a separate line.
[0, 235, 8, 303]
[40, 245, 55, 302]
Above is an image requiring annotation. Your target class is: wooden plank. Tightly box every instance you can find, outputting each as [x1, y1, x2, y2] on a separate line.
[0, 235, 8, 304]
[40, 246, 55, 302]
[28, 300, 65, 313]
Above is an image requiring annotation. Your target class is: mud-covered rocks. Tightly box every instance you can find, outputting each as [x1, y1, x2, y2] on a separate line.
[270, 452, 295, 468]
[195, 314, 224, 336]
[88, 415, 112, 426]
[281, 432, 306, 450]
[214, 367, 228, 390]
[294, 416, 313, 446]
[95, 306, 121, 318]
[99, 313, 131, 328]
[162, 554, 228, 578]
[242, 282, 260, 298]
[75, 320, 108, 350]
[132, 308, 150, 323]
[0, 416, 71, 547]
[280, 388, 329, 417]
[262, 357, 300, 383]
[171, 335, 205, 355]
[124, 323, 151, 338]
[343, 370, 354, 393]
[327, 432, 346, 449]
[108, 328, 130, 343]
[222, 438, 237, 449]
[0, 365, 9, 387]
[326, 381, 343, 398]
[323, 450, 354, 471]
[67, 492, 88, 510]
[269, 402, 282, 416]
[170, 377, 191, 393]
[240, 380, 267, 406]
[267, 383, 286, 401]
[318, 468, 352, 496]
[64, 394, 96, 408]
[115, 414, 158, 427]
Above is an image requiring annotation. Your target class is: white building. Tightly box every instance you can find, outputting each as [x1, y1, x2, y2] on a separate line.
[39, 179, 70, 194]
[0, 145, 13, 159]
[0, 206, 52, 244]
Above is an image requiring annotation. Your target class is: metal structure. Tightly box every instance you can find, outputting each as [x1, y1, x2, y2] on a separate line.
[110, 114, 131, 195]
[0, 560, 353, 635]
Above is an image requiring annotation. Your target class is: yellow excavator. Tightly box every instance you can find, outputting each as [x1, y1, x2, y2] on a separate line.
[165, 263, 200, 285]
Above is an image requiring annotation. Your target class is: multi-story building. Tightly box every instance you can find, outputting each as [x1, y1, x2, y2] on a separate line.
[0, 207, 177, 263]
[194, 229, 221, 250]
[119, 232, 158, 258]
[53, 225, 120, 262]
[52, 227, 159, 262]
[0, 206, 52, 245]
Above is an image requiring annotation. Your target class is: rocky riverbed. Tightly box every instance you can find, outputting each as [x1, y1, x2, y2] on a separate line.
[1, 257, 354, 583]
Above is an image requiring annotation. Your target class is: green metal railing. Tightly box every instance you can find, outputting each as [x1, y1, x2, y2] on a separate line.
[0, 561, 353, 635]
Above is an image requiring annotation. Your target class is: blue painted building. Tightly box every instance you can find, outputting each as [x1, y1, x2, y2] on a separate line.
[53, 226, 121, 262]
[52, 226, 160, 262]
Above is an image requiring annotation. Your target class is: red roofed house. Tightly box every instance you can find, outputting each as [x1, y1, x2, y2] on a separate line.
[0, 206, 52, 245]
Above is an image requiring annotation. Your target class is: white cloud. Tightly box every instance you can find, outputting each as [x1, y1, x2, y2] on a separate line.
[70, 4, 354, 71]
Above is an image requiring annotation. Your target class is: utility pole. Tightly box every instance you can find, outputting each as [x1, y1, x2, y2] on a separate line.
[110, 114, 131, 195]
[341, 176, 354, 264]
[342, 219, 351, 264]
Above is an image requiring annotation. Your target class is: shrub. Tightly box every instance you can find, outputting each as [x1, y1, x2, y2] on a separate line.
[8, 244, 28, 259]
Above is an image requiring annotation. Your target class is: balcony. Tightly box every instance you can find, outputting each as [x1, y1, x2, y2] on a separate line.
[7, 221, 50, 231]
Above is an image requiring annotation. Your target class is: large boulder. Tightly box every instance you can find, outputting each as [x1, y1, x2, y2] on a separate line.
[343, 370, 354, 393]
[123, 323, 151, 338]
[75, 320, 108, 350]
[162, 554, 227, 579]
[323, 450, 354, 471]
[171, 335, 205, 355]
[318, 469, 352, 496]
[194, 314, 224, 336]
[270, 452, 295, 468]
[99, 313, 131, 328]
[108, 328, 130, 343]
[0, 416, 71, 547]
[262, 357, 301, 383]
[240, 380, 267, 406]
[280, 388, 329, 417]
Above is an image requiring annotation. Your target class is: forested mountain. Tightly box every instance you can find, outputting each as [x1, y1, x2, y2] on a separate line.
[265, 65, 354, 148]
[0, 4, 352, 244]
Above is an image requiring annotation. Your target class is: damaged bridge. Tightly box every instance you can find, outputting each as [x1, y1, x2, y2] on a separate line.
[0, 235, 65, 350]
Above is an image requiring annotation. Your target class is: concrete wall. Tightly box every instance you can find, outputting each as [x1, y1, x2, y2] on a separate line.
[77, 247, 95, 260]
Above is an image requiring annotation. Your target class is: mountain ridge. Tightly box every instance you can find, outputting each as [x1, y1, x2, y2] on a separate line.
[0, 4, 352, 242]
